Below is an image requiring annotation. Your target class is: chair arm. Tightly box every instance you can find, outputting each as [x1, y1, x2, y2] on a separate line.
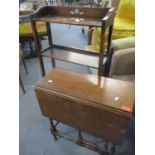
[111, 36, 135, 51]
[109, 48, 135, 77]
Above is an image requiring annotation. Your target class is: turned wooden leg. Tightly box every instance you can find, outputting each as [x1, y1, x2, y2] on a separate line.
[104, 143, 108, 152]
[77, 130, 83, 145]
[110, 144, 116, 155]
[49, 118, 57, 140]
[78, 130, 83, 141]
[19, 75, 26, 93]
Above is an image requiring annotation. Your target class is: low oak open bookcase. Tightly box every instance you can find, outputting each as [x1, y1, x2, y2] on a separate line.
[20, 6, 116, 76]
[34, 68, 135, 155]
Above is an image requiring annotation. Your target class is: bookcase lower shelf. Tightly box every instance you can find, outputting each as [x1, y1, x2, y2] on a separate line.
[41, 45, 107, 69]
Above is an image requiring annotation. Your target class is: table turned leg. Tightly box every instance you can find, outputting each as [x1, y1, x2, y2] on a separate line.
[104, 142, 108, 152]
[110, 144, 116, 155]
[77, 130, 83, 145]
[49, 118, 57, 140]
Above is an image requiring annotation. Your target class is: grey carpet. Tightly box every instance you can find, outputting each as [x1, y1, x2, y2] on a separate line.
[19, 24, 135, 155]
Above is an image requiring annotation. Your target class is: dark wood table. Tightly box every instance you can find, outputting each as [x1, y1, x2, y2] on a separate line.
[34, 67, 135, 154]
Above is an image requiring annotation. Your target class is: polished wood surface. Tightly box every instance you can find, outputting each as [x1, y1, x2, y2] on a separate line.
[36, 68, 134, 113]
[35, 68, 135, 144]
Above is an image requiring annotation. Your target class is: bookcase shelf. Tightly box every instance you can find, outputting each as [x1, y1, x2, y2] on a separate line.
[41, 45, 107, 68]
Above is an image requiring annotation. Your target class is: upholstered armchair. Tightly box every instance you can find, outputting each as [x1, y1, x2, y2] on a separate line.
[109, 48, 135, 82]
[85, 0, 135, 52]
[112, 0, 135, 39]
[88, 36, 135, 76]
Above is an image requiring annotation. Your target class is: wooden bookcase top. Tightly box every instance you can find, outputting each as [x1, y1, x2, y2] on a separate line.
[20, 6, 116, 27]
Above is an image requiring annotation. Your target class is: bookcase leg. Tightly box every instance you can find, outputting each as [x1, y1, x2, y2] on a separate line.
[107, 25, 113, 56]
[49, 118, 57, 140]
[19, 75, 26, 94]
[51, 58, 56, 68]
[98, 67, 105, 76]
[21, 56, 28, 75]
[98, 68, 103, 76]
[105, 48, 114, 77]
[38, 56, 45, 77]
[46, 22, 56, 69]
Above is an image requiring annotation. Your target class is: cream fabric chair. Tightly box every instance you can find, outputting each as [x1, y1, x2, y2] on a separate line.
[109, 48, 135, 82]
[111, 36, 135, 51]
[89, 36, 135, 75]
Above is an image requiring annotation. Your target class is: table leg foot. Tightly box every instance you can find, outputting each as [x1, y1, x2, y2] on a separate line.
[49, 118, 58, 141]
[110, 145, 116, 155]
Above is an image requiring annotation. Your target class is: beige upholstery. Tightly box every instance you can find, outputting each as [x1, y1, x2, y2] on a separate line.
[111, 36, 135, 51]
[109, 48, 135, 82]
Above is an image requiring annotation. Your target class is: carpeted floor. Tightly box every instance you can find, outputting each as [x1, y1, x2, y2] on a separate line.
[19, 24, 135, 155]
